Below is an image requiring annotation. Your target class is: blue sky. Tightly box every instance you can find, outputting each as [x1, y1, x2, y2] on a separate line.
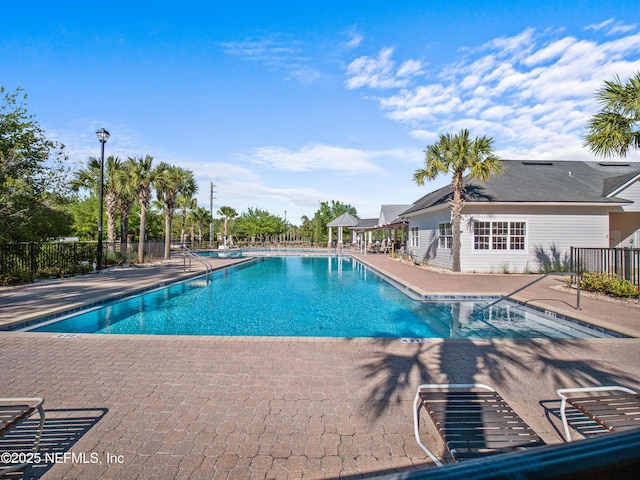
[3, 1, 640, 223]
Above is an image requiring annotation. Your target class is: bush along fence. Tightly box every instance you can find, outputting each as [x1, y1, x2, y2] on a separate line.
[0, 241, 167, 285]
[570, 247, 640, 295]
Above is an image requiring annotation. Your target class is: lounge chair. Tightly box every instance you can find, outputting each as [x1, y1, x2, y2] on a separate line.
[557, 386, 640, 442]
[0, 397, 45, 474]
[413, 384, 545, 465]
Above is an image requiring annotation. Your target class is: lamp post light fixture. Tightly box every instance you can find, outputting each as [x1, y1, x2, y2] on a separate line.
[95, 128, 110, 271]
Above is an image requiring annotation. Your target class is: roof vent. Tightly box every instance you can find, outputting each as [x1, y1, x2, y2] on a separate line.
[522, 161, 553, 166]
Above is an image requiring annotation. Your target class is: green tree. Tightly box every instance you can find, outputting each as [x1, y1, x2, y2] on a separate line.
[189, 207, 211, 246]
[70, 156, 122, 250]
[123, 155, 156, 263]
[154, 163, 197, 260]
[312, 200, 357, 246]
[0, 87, 71, 241]
[584, 72, 640, 157]
[115, 162, 138, 256]
[413, 129, 503, 272]
[217, 206, 238, 243]
[68, 196, 99, 240]
[235, 208, 284, 241]
[299, 215, 314, 243]
[177, 194, 197, 244]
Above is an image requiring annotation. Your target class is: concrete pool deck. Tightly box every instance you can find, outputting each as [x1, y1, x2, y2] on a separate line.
[0, 253, 639, 479]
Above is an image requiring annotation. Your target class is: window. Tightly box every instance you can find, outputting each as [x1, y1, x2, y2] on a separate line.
[474, 222, 490, 250]
[473, 221, 526, 251]
[438, 223, 452, 249]
[410, 227, 419, 248]
[492, 222, 508, 250]
[510, 222, 526, 250]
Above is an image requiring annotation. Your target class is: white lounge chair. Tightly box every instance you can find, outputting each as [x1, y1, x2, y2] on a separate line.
[557, 386, 640, 442]
[0, 397, 45, 474]
[413, 384, 545, 465]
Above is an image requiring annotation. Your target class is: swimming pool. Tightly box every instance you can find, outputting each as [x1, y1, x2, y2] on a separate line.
[26, 256, 613, 339]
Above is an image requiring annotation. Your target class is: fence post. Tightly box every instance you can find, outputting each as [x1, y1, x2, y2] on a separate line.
[624, 249, 631, 281]
[570, 247, 574, 285]
[30, 242, 37, 276]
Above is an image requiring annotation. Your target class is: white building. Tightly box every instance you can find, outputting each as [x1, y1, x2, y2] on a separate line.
[401, 160, 640, 273]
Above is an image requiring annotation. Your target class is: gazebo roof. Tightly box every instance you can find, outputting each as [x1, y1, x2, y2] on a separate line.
[327, 212, 359, 227]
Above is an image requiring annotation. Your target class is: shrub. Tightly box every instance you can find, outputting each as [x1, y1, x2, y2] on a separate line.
[580, 272, 609, 293]
[607, 276, 639, 297]
[0, 271, 34, 285]
[580, 272, 639, 298]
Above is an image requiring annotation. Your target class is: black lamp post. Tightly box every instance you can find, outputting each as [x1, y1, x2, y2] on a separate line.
[96, 128, 110, 271]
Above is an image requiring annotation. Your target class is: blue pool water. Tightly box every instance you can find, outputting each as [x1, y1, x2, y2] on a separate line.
[28, 257, 611, 338]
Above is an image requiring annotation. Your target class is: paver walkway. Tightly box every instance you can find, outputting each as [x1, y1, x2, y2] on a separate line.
[0, 257, 250, 329]
[353, 253, 640, 338]
[0, 252, 638, 479]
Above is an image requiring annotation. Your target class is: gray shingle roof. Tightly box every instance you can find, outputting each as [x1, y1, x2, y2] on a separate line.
[379, 205, 412, 225]
[402, 160, 640, 216]
[327, 212, 359, 227]
[354, 218, 379, 229]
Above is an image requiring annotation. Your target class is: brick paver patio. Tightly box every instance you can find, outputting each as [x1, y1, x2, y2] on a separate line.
[1, 253, 638, 479]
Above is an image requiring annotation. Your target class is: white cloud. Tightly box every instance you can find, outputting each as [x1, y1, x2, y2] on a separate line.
[345, 47, 424, 89]
[348, 22, 640, 161]
[220, 36, 321, 85]
[246, 143, 398, 175]
[481, 27, 536, 59]
[523, 36, 577, 66]
[343, 28, 364, 49]
[585, 18, 637, 36]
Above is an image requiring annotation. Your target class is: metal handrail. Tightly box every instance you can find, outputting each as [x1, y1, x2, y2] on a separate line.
[473, 271, 581, 317]
[180, 244, 212, 277]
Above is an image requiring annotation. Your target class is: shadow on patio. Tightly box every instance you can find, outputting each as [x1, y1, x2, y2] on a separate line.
[0, 407, 107, 479]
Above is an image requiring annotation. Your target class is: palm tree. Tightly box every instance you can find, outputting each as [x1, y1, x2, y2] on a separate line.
[177, 194, 197, 245]
[123, 155, 155, 263]
[154, 163, 197, 260]
[189, 207, 211, 247]
[71, 156, 122, 251]
[217, 206, 237, 246]
[584, 72, 640, 158]
[115, 163, 137, 257]
[413, 129, 503, 272]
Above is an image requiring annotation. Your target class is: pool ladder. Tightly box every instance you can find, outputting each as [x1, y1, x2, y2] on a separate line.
[473, 272, 581, 317]
[179, 244, 213, 277]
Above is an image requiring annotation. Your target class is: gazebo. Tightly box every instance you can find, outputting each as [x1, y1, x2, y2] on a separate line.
[327, 212, 359, 248]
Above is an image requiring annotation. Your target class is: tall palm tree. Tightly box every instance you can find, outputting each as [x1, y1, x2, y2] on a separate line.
[177, 194, 197, 245]
[189, 207, 211, 247]
[123, 155, 155, 263]
[413, 129, 503, 272]
[584, 72, 640, 158]
[154, 163, 197, 260]
[217, 206, 237, 246]
[70, 156, 122, 250]
[115, 163, 137, 257]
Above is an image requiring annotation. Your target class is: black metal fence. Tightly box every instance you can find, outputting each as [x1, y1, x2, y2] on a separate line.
[0, 241, 168, 285]
[570, 247, 640, 286]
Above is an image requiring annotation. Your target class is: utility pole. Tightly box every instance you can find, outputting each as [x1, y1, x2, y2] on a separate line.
[209, 183, 217, 249]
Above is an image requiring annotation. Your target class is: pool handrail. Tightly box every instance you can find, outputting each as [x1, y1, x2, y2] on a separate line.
[472, 271, 581, 317]
[179, 244, 213, 276]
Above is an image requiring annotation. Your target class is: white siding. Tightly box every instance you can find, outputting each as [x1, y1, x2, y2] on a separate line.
[407, 209, 453, 270]
[409, 205, 611, 273]
[618, 179, 640, 212]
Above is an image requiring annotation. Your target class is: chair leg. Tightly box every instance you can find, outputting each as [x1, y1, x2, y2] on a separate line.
[413, 392, 444, 466]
